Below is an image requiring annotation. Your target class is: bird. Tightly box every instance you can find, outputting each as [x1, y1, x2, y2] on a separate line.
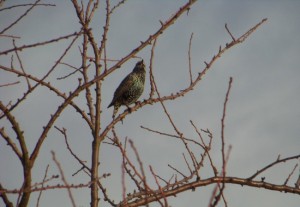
[108, 60, 146, 118]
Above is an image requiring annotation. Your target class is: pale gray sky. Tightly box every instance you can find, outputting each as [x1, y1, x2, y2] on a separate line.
[0, 0, 299, 207]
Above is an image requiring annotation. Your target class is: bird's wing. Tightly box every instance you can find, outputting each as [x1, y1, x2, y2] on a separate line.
[112, 73, 135, 102]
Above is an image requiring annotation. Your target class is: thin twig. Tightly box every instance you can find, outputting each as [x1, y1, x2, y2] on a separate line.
[149, 166, 168, 207]
[221, 77, 233, 175]
[0, 127, 22, 161]
[0, 81, 20, 87]
[149, 38, 157, 98]
[110, 0, 127, 14]
[54, 126, 90, 173]
[0, 0, 42, 34]
[225, 23, 235, 41]
[248, 154, 300, 180]
[128, 140, 148, 193]
[0, 3, 55, 12]
[51, 151, 76, 207]
[13, 39, 31, 89]
[0, 31, 83, 55]
[283, 163, 298, 185]
[188, 32, 194, 85]
[36, 165, 50, 207]
[141, 125, 205, 149]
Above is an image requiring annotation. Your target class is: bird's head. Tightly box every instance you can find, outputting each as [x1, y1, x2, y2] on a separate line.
[133, 60, 145, 73]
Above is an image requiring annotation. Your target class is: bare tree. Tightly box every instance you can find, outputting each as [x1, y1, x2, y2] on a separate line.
[0, 1, 299, 207]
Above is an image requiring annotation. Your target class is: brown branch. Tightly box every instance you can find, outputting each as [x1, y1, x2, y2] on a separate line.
[0, 31, 83, 55]
[0, 0, 42, 34]
[188, 32, 194, 85]
[150, 57, 200, 179]
[140, 125, 204, 149]
[0, 181, 92, 194]
[36, 165, 50, 207]
[121, 161, 128, 206]
[97, 179, 116, 207]
[0, 31, 82, 123]
[54, 126, 90, 173]
[0, 80, 20, 87]
[149, 166, 168, 207]
[51, 151, 76, 207]
[98, 0, 110, 63]
[0, 101, 28, 162]
[81, 34, 95, 125]
[225, 23, 235, 41]
[0, 34, 20, 38]
[0, 98, 34, 207]
[70, 3, 102, 206]
[0, 127, 22, 159]
[57, 63, 83, 80]
[0, 65, 93, 132]
[190, 121, 217, 175]
[29, 33, 82, 162]
[247, 154, 300, 180]
[110, 0, 127, 14]
[13, 39, 31, 89]
[112, 131, 150, 192]
[209, 146, 231, 207]
[120, 176, 300, 207]
[168, 164, 187, 179]
[221, 77, 233, 174]
[0, 3, 55, 12]
[149, 38, 158, 98]
[0, 183, 13, 207]
[128, 140, 148, 193]
[284, 164, 298, 186]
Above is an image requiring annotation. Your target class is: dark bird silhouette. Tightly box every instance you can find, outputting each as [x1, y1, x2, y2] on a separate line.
[108, 60, 146, 118]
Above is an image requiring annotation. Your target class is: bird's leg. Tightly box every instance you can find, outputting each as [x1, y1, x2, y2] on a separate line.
[112, 107, 118, 119]
[135, 101, 141, 106]
[125, 104, 132, 113]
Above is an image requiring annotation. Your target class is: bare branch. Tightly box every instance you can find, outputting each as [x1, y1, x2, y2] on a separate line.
[110, 0, 127, 14]
[12, 39, 31, 89]
[36, 165, 50, 207]
[0, 3, 55, 12]
[225, 23, 235, 41]
[284, 164, 298, 186]
[248, 154, 300, 180]
[0, 0, 42, 34]
[221, 77, 233, 175]
[149, 38, 158, 98]
[51, 151, 76, 207]
[0, 127, 22, 159]
[150, 166, 168, 207]
[0, 183, 13, 207]
[121, 176, 300, 207]
[54, 126, 90, 173]
[188, 32, 194, 85]
[0, 31, 83, 55]
[0, 81, 20, 87]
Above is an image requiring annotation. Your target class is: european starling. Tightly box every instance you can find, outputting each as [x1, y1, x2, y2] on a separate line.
[108, 60, 146, 118]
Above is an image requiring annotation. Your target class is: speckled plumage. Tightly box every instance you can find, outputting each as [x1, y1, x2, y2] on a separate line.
[108, 60, 146, 117]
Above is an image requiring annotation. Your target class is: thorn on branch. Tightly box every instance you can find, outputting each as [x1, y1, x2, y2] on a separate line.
[225, 23, 236, 41]
[159, 20, 164, 26]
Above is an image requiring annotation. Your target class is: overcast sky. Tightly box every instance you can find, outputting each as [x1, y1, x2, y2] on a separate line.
[0, 0, 300, 207]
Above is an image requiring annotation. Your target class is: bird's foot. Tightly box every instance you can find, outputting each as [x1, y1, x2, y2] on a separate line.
[126, 105, 132, 113]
